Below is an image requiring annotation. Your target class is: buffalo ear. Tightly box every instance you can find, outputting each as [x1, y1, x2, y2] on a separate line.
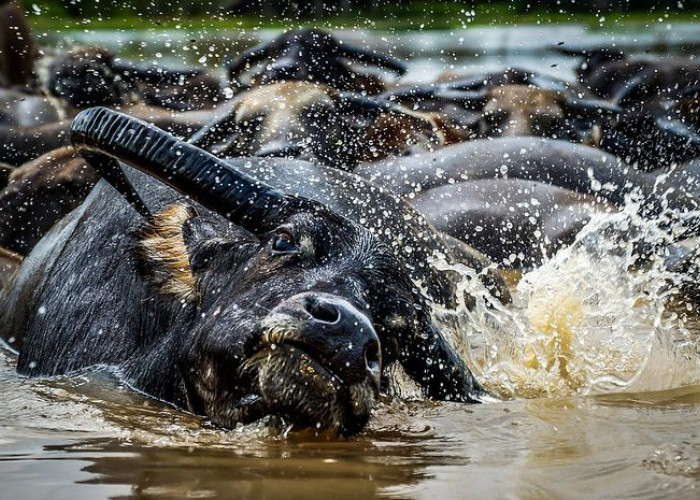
[135, 203, 198, 302]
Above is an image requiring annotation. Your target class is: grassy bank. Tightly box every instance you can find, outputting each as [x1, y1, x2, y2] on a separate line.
[25, 2, 700, 33]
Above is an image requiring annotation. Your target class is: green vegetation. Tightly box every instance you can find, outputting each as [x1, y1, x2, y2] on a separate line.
[21, 1, 700, 32]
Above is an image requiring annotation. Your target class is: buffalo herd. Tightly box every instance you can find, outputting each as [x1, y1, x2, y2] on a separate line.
[0, 2, 699, 435]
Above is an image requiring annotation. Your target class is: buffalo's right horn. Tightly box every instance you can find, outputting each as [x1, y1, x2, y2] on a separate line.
[70, 107, 320, 232]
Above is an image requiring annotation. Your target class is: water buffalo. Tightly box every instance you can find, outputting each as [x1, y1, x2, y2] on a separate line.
[43, 45, 222, 111]
[559, 47, 700, 102]
[0, 107, 496, 436]
[189, 81, 442, 170]
[412, 179, 615, 269]
[225, 28, 406, 94]
[384, 72, 621, 143]
[356, 137, 700, 249]
[598, 104, 700, 171]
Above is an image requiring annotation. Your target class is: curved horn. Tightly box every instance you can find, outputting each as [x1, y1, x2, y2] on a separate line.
[654, 116, 700, 148]
[447, 68, 532, 91]
[188, 109, 240, 150]
[335, 44, 407, 74]
[528, 74, 576, 94]
[70, 107, 317, 232]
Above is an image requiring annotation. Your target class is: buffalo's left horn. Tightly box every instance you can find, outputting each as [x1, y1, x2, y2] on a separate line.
[70, 107, 320, 232]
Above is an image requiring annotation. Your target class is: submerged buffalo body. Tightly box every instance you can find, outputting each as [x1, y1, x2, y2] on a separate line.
[0, 108, 485, 435]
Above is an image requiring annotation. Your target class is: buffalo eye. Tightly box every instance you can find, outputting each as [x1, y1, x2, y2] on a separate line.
[271, 232, 298, 255]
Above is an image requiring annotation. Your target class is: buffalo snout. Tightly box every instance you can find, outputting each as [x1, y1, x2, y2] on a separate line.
[268, 292, 382, 394]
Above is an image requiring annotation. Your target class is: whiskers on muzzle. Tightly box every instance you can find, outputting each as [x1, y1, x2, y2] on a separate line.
[240, 317, 379, 436]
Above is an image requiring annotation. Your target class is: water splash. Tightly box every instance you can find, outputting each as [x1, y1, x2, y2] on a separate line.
[432, 203, 700, 400]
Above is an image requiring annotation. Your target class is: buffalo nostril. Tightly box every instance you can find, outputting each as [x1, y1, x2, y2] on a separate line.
[306, 298, 341, 324]
[364, 340, 381, 377]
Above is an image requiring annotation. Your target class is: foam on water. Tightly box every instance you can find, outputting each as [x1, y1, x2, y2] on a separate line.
[432, 203, 700, 400]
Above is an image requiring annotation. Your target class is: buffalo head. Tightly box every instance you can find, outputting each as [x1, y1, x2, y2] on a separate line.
[225, 28, 406, 94]
[36, 107, 482, 436]
[45, 46, 221, 112]
[189, 81, 441, 170]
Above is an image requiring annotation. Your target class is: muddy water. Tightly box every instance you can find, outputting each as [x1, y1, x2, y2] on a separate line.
[1, 350, 699, 500]
[2, 24, 700, 499]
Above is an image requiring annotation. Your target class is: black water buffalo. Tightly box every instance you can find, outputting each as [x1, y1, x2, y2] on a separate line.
[0, 107, 499, 436]
[189, 81, 443, 170]
[412, 179, 615, 269]
[559, 47, 700, 103]
[225, 29, 406, 94]
[598, 103, 700, 171]
[357, 138, 700, 260]
[45, 45, 222, 111]
[384, 69, 621, 143]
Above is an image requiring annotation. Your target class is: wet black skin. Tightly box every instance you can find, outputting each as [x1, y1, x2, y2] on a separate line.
[356, 137, 699, 221]
[413, 179, 616, 270]
[0, 108, 485, 436]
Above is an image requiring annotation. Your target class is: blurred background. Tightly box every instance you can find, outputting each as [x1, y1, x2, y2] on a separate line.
[21, 1, 700, 29]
